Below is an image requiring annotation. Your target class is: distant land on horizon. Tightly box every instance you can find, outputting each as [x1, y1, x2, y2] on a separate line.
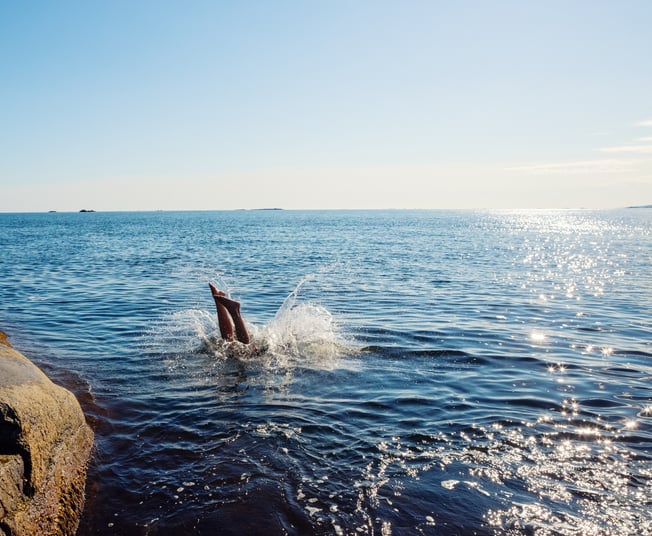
[27, 205, 652, 214]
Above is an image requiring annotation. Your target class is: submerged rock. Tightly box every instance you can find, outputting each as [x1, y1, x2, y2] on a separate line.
[0, 333, 93, 535]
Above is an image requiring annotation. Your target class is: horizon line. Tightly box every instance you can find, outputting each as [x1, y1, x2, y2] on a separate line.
[1, 205, 649, 215]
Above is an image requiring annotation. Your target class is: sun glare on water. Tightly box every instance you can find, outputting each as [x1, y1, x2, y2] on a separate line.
[530, 332, 546, 343]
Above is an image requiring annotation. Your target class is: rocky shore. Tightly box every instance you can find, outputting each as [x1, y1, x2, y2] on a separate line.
[0, 331, 93, 535]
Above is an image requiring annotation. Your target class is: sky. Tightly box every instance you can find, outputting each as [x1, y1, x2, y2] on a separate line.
[1, 0, 651, 211]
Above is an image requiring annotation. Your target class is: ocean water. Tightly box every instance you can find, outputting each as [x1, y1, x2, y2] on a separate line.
[0, 209, 650, 535]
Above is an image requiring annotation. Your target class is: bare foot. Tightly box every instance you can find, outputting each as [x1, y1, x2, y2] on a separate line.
[215, 294, 241, 315]
[209, 282, 226, 298]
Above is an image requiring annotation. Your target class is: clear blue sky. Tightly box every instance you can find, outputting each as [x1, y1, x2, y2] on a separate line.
[2, 1, 651, 211]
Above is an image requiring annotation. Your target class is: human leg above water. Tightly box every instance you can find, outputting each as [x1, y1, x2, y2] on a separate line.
[209, 283, 251, 344]
[209, 283, 235, 341]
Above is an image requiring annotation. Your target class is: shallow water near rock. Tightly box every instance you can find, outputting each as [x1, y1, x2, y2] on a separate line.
[0, 209, 650, 534]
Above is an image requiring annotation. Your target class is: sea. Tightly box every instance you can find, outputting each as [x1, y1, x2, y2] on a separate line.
[0, 209, 650, 535]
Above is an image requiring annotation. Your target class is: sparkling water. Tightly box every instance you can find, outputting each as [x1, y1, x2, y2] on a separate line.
[0, 209, 650, 534]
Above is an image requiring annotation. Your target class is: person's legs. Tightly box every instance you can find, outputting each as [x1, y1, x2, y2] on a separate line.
[216, 295, 251, 345]
[209, 283, 251, 344]
[209, 283, 235, 341]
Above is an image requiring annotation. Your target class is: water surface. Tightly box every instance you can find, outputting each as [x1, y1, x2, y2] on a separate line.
[0, 209, 650, 534]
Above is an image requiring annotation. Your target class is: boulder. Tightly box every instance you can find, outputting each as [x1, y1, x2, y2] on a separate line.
[0, 333, 93, 535]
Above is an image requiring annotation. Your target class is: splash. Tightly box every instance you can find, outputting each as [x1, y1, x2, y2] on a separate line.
[149, 278, 352, 371]
[145, 308, 216, 360]
[256, 277, 344, 365]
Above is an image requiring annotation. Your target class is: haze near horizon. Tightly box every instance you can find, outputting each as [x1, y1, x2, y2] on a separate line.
[1, 1, 651, 212]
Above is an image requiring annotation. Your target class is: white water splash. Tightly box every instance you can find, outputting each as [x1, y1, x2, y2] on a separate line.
[257, 278, 343, 364]
[149, 278, 353, 371]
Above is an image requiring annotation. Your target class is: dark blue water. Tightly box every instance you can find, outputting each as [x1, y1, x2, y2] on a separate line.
[1, 209, 650, 535]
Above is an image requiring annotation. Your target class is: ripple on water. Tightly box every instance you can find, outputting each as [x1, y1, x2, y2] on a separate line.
[2, 210, 650, 534]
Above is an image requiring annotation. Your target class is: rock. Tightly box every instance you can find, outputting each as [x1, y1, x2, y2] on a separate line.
[0, 334, 93, 535]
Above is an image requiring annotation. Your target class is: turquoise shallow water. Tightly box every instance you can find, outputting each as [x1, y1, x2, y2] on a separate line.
[0, 209, 651, 535]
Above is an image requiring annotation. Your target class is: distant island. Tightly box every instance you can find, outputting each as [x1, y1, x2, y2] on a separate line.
[627, 204, 652, 209]
[236, 208, 284, 211]
[79, 209, 96, 213]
